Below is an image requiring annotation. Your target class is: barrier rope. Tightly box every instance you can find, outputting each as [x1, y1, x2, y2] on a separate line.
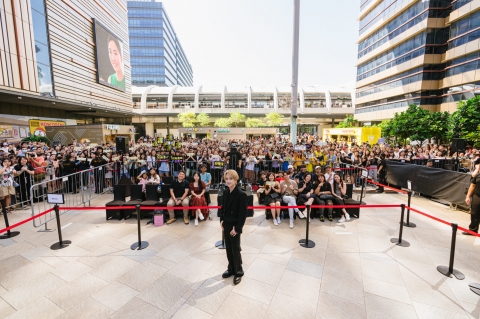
[367, 179, 409, 194]
[0, 208, 54, 234]
[404, 206, 451, 227]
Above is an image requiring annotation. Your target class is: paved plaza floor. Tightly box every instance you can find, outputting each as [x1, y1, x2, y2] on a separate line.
[0, 191, 480, 319]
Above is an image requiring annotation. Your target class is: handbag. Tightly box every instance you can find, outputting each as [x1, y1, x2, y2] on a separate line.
[319, 194, 334, 200]
[153, 211, 164, 226]
[270, 192, 279, 199]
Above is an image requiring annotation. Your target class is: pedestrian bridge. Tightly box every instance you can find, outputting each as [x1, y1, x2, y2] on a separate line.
[132, 85, 355, 117]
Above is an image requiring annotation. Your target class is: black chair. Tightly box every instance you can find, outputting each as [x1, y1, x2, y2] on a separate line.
[163, 176, 173, 185]
[105, 185, 126, 220]
[139, 184, 160, 219]
[123, 185, 143, 219]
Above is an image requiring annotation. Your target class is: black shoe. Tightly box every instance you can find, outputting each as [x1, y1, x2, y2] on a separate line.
[462, 231, 477, 236]
[222, 270, 233, 278]
[319, 216, 324, 222]
[234, 276, 242, 285]
[328, 215, 333, 221]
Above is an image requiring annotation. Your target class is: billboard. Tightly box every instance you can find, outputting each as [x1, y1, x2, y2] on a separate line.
[29, 120, 65, 137]
[45, 125, 104, 145]
[93, 19, 125, 92]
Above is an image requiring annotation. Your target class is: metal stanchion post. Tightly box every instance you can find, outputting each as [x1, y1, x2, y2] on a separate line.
[359, 176, 366, 204]
[131, 205, 149, 250]
[298, 205, 315, 248]
[0, 205, 20, 239]
[404, 190, 416, 228]
[390, 204, 410, 247]
[50, 204, 71, 250]
[437, 223, 465, 280]
[469, 283, 480, 295]
[216, 231, 226, 249]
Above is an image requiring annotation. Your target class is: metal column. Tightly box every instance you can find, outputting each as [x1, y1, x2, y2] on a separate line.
[290, 0, 300, 145]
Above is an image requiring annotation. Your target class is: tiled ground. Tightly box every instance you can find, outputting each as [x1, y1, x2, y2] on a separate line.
[1, 191, 480, 319]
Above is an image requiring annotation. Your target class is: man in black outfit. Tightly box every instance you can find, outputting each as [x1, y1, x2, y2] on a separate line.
[464, 165, 480, 235]
[220, 169, 247, 285]
[377, 154, 387, 193]
[90, 152, 107, 194]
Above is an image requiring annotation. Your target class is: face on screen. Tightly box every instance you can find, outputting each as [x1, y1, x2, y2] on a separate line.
[108, 40, 122, 73]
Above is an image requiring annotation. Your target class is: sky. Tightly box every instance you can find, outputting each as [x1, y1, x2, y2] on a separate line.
[159, 0, 360, 88]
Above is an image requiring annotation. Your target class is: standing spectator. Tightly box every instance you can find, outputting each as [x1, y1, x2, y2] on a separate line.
[0, 158, 16, 213]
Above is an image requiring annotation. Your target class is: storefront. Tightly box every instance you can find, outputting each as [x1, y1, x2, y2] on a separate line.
[46, 124, 135, 145]
[177, 127, 278, 140]
[322, 127, 381, 144]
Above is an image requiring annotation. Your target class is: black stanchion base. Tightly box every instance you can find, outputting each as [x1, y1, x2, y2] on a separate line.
[437, 265, 465, 280]
[403, 222, 416, 228]
[469, 283, 480, 295]
[131, 241, 149, 250]
[215, 240, 226, 249]
[298, 239, 316, 248]
[390, 238, 410, 247]
[50, 240, 72, 250]
[0, 231, 20, 239]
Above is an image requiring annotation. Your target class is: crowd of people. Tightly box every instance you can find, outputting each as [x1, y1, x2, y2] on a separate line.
[0, 135, 479, 220]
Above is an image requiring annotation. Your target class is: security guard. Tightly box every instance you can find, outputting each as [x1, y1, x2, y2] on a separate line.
[90, 152, 108, 194]
[220, 169, 247, 285]
[464, 164, 480, 235]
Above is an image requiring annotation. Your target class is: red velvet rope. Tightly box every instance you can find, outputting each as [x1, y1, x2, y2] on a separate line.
[367, 179, 409, 194]
[0, 208, 54, 234]
[404, 206, 452, 226]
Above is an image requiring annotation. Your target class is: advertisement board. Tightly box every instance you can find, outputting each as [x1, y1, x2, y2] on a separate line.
[29, 120, 65, 137]
[0, 125, 13, 138]
[93, 19, 125, 92]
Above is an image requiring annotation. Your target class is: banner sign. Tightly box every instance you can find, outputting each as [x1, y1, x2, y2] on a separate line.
[29, 119, 65, 137]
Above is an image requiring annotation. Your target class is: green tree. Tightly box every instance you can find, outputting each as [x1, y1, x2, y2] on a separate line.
[228, 111, 246, 127]
[264, 113, 284, 126]
[177, 111, 197, 128]
[336, 115, 359, 128]
[245, 118, 264, 127]
[450, 96, 480, 139]
[389, 104, 431, 143]
[464, 125, 480, 147]
[371, 120, 394, 138]
[196, 113, 210, 127]
[214, 117, 232, 128]
[428, 111, 450, 144]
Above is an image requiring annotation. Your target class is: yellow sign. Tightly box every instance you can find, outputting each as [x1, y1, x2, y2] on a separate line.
[29, 120, 65, 137]
[322, 127, 381, 144]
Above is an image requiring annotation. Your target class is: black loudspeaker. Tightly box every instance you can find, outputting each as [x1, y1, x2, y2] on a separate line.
[116, 136, 129, 154]
[451, 138, 466, 154]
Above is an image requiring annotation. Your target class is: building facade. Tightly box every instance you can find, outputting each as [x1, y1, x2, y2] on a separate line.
[127, 0, 193, 87]
[0, 0, 134, 124]
[131, 85, 355, 137]
[354, 0, 480, 122]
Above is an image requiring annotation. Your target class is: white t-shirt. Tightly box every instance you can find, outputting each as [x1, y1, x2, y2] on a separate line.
[324, 172, 335, 186]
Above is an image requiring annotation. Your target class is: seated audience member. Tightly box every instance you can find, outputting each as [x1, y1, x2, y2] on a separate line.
[280, 174, 303, 229]
[190, 172, 208, 226]
[264, 172, 282, 226]
[137, 171, 148, 192]
[166, 171, 190, 225]
[256, 172, 267, 202]
[314, 173, 334, 222]
[332, 174, 350, 223]
[297, 173, 316, 220]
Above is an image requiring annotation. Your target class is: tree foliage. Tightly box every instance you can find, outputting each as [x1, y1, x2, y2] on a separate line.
[390, 105, 432, 143]
[196, 113, 210, 127]
[245, 118, 264, 127]
[450, 96, 480, 140]
[177, 111, 197, 128]
[336, 115, 358, 128]
[265, 113, 284, 126]
[229, 111, 246, 127]
[214, 117, 232, 128]
[428, 111, 450, 143]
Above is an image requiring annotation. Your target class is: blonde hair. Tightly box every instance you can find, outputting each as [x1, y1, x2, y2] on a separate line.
[224, 169, 239, 181]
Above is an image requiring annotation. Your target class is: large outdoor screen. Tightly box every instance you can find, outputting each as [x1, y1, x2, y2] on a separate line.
[93, 19, 125, 92]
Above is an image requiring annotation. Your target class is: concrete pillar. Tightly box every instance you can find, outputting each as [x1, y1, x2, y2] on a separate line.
[145, 122, 154, 137]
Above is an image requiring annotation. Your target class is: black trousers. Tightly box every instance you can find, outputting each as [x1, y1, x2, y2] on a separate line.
[468, 195, 480, 232]
[378, 173, 386, 192]
[223, 221, 244, 277]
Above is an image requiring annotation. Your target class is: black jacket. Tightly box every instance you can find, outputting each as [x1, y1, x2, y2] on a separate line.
[220, 186, 248, 233]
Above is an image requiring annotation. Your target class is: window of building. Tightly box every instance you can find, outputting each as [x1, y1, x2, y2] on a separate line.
[31, 0, 53, 96]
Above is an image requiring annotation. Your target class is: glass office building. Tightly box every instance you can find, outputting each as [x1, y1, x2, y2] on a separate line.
[127, 0, 193, 87]
[355, 0, 480, 122]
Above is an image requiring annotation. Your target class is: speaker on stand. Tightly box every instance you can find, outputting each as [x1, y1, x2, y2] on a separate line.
[451, 138, 466, 171]
[115, 136, 129, 155]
